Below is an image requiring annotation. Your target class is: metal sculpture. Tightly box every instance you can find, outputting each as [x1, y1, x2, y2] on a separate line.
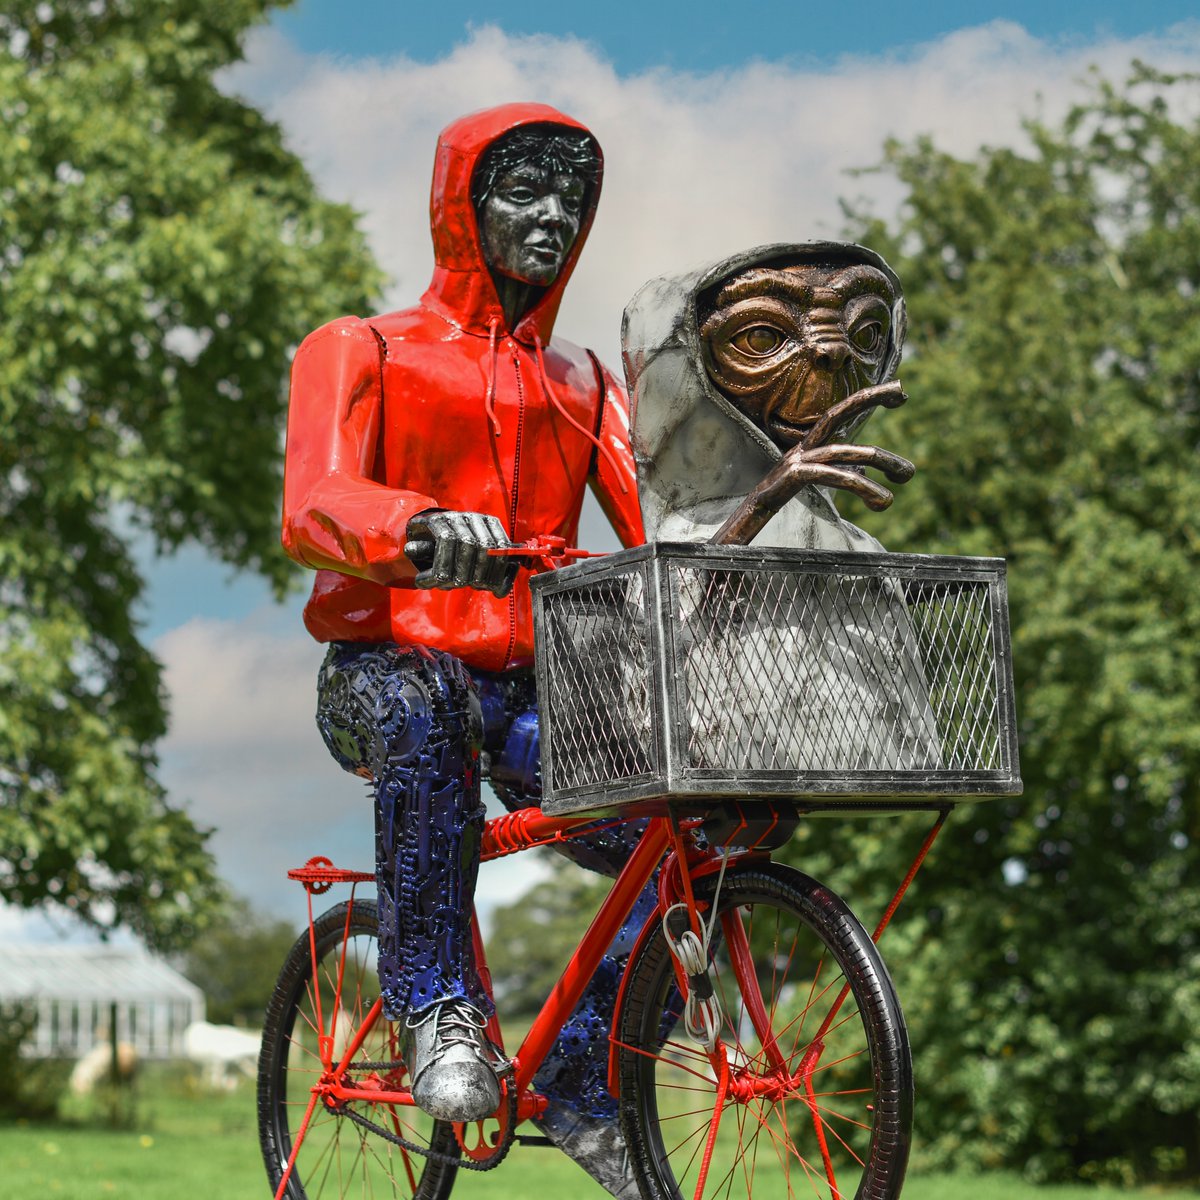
[624, 242, 941, 775]
[627, 241, 914, 550]
[282, 104, 644, 1197]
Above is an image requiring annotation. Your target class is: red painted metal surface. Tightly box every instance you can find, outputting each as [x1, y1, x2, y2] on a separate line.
[287, 855, 374, 894]
[721, 905, 788, 1074]
[512, 818, 671, 1094]
[481, 806, 623, 861]
[281, 103, 643, 668]
[870, 808, 948, 944]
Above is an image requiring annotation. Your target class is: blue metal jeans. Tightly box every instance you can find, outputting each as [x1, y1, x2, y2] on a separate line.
[315, 641, 651, 1119]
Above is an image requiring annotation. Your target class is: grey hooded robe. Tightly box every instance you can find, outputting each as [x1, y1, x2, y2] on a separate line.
[623, 243, 943, 774]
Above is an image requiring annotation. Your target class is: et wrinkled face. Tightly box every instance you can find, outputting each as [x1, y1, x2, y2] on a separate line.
[479, 165, 586, 287]
[700, 261, 899, 448]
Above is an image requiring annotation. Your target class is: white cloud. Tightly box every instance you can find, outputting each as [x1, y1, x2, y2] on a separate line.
[138, 18, 1200, 930]
[154, 608, 552, 924]
[222, 19, 1200, 368]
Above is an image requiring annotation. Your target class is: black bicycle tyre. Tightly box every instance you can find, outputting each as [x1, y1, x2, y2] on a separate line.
[617, 862, 912, 1200]
[257, 900, 459, 1200]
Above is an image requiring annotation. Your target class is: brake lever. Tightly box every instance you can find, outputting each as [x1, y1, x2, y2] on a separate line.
[404, 534, 601, 574]
[487, 535, 602, 572]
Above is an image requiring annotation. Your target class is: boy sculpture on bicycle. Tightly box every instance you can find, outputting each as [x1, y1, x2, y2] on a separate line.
[281, 104, 645, 1197]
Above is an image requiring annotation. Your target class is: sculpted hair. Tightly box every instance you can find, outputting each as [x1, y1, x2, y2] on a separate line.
[471, 124, 601, 210]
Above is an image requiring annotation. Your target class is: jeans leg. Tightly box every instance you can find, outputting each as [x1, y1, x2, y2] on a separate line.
[317, 643, 488, 1020]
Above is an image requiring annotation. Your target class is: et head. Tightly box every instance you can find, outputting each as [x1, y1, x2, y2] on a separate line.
[699, 250, 905, 448]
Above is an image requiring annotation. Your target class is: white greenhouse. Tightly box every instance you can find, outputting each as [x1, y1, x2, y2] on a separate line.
[0, 942, 205, 1059]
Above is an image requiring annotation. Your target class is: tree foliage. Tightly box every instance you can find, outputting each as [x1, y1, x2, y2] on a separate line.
[180, 896, 298, 1026]
[0, 0, 384, 948]
[775, 63, 1200, 1184]
[487, 854, 613, 1020]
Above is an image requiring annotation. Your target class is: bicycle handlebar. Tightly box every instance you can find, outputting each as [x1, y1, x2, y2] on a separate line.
[405, 533, 600, 574]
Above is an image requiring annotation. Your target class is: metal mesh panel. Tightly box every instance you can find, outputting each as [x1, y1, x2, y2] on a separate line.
[674, 565, 1001, 774]
[904, 580, 1003, 771]
[540, 567, 655, 791]
[534, 545, 1017, 811]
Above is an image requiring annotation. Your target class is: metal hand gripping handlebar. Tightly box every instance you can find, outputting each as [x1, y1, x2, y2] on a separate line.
[403, 532, 601, 575]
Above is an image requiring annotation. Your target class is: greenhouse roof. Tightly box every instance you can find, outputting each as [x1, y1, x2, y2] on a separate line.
[0, 943, 203, 1004]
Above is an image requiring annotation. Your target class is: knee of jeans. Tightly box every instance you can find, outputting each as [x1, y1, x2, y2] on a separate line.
[317, 644, 483, 779]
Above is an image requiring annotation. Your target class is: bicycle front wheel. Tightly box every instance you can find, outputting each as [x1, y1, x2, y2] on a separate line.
[617, 862, 912, 1200]
[257, 900, 459, 1200]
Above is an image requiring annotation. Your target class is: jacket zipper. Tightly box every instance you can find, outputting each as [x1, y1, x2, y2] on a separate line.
[503, 342, 527, 668]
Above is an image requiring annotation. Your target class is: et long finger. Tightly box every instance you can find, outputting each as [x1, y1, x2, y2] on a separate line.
[793, 462, 895, 510]
[802, 382, 907, 450]
[803, 444, 916, 483]
[712, 460, 895, 545]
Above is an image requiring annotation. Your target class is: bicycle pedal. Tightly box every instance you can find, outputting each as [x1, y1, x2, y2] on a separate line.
[515, 1135, 556, 1147]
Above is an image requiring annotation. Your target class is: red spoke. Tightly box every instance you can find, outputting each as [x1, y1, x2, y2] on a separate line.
[610, 1036, 717, 1084]
[389, 1108, 420, 1190]
[803, 1097, 867, 1170]
[662, 1107, 716, 1164]
[804, 1041, 869, 1079]
[806, 1102, 873, 1135]
[659, 1103, 737, 1123]
[752, 1104, 824, 1198]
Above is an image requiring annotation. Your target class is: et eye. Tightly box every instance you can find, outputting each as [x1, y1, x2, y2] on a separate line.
[731, 325, 784, 356]
[851, 322, 882, 353]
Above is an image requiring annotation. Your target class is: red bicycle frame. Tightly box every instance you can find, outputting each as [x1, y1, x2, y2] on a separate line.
[276, 806, 947, 1200]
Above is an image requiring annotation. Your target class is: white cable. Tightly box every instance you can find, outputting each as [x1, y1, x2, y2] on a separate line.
[662, 851, 733, 1052]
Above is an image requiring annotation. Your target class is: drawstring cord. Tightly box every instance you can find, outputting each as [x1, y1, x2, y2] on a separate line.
[533, 334, 629, 494]
[484, 317, 502, 437]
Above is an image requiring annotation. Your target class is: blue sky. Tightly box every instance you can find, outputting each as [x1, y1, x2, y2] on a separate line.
[141, 0, 1200, 643]
[15, 4, 1200, 941]
[272, 0, 1200, 73]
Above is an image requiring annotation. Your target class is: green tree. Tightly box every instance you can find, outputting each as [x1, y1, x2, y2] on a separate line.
[487, 855, 613, 1020]
[0, 1, 384, 949]
[180, 896, 298, 1026]
[777, 63, 1199, 1184]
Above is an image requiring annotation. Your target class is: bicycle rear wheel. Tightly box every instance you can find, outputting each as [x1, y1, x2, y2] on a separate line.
[258, 900, 459, 1200]
[617, 862, 912, 1200]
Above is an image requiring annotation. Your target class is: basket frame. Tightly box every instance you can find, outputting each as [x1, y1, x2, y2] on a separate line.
[532, 542, 1021, 817]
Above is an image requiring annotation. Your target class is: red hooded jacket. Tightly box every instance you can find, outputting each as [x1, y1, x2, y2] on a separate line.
[282, 104, 644, 671]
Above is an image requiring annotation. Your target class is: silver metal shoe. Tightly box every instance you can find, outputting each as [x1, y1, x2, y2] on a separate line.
[403, 999, 500, 1123]
[533, 1104, 641, 1199]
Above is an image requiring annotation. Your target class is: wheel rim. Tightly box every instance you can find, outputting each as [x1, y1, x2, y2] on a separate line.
[634, 894, 884, 1200]
[269, 922, 450, 1198]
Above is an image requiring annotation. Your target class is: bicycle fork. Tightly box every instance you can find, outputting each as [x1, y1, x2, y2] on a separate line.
[658, 811, 948, 1200]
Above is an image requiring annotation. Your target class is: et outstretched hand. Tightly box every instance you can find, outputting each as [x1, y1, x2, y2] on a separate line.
[713, 382, 916, 547]
[405, 510, 520, 598]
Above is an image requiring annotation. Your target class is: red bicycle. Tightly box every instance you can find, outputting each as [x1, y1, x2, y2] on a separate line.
[256, 537, 1012, 1200]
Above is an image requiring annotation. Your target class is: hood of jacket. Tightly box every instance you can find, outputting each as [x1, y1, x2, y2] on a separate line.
[623, 241, 906, 547]
[420, 102, 602, 346]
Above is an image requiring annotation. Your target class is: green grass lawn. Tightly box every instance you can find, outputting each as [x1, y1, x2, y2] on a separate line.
[0, 1071, 1195, 1200]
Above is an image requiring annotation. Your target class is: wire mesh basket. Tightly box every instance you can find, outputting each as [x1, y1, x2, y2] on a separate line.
[532, 542, 1021, 817]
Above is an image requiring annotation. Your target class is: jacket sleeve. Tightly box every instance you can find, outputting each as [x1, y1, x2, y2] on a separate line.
[588, 356, 645, 548]
[281, 318, 438, 586]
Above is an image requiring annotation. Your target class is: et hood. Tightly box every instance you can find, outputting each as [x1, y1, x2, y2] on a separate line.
[622, 241, 906, 550]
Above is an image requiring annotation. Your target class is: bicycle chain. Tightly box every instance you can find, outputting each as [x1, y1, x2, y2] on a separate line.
[335, 1061, 518, 1173]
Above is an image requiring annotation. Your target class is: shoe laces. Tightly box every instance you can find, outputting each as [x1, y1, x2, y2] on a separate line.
[428, 1000, 489, 1062]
